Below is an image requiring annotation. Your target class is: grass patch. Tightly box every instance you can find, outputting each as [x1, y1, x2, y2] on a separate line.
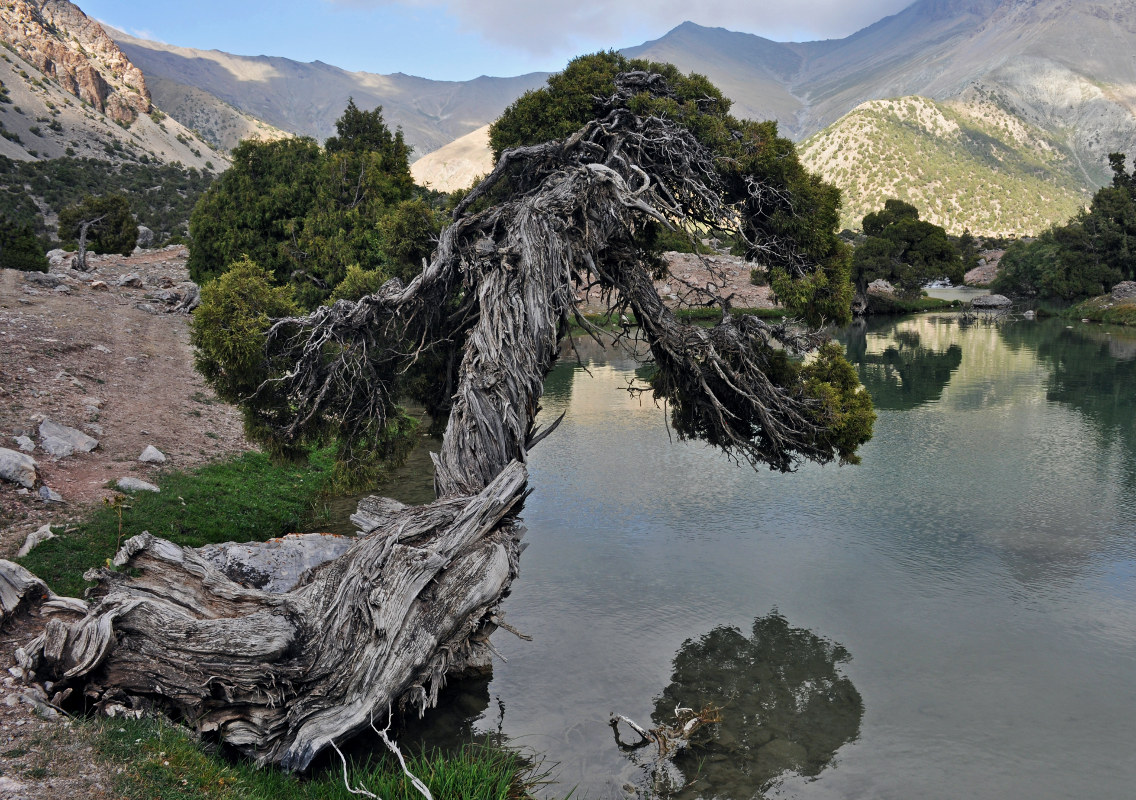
[91, 717, 537, 800]
[1066, 296, 1136, 326]
[866, 294, 958, 314]
[18, 449, 335, 597]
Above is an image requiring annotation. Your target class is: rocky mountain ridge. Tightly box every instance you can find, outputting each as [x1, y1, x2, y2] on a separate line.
[0, 0, 223, 170]
[0, 0, 149, 124]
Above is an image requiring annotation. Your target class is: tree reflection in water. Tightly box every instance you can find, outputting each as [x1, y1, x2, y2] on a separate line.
[619, 613, 863, 799]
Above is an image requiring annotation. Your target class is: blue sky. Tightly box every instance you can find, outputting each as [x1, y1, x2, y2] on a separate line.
[80, 0, 915, 81]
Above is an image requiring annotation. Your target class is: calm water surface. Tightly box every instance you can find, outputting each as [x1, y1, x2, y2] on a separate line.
[362, 315, 1136, 799]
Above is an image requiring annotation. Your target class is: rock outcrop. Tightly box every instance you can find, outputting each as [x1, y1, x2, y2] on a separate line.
[0, 0, 151, 123]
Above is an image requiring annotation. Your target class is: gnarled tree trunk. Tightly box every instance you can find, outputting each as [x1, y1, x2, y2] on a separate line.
[0, 71, 863, 769]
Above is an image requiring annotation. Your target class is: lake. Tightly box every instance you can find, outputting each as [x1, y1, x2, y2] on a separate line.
[363, 314, 1136, 799]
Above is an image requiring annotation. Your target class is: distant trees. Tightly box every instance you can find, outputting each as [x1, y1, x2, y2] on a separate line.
[188, 100, 436, 308]
[189, 101, 442, 483]
[852, 198, 962, 301]
[994, 153, 1136, 299]
[58, 193, 137, 269]
[0, 214, 46, 272]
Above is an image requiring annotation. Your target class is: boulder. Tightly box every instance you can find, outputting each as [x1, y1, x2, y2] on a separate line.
[37, 486, 63, 503]
[1110, 281, 1136, 301]
[139, 445, 166, 464]
[117, 477, 159, 493]
[39, 419, 99, 458]
[90, 280, 109, 291]
[135, 225, 154, 248]
[22, 272, 65, 288]
[13, 435, 35, 453]
[117, 273, 143, 288]
[0, 448, 38, 488]
[971, 294, 1012, 309]
[868, 279, 896, 295]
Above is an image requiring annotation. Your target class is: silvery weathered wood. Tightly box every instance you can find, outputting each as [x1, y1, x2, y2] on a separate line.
[0, 70, 851, 769]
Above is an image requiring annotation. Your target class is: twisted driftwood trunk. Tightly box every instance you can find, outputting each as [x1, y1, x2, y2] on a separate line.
[0, 71, 862, 769]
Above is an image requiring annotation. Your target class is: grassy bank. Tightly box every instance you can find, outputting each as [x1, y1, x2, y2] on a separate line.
[866, 294, 958, 314]
[1065, 296, 1136, 326]
[91, 716, 537, 800]
[18, 449, 335, 597]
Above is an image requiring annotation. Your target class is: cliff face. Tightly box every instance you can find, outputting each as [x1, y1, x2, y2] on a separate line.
[0, 0, 150, 123]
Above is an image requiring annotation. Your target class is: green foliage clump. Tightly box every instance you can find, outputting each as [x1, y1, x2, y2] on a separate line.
[852, 198, 963, 298]
[57, 192, 137, 255]
[187, 100, 438, 306]
[0, 213, 47, 271]
[799, 342, 877, 465]
[491, 51, 853, 327]
[191, 257, 421, 486]
[994, 153, 1136, 300]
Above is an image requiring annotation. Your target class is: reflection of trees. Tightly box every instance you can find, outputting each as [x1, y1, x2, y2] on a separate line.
[845, 323, 962, 410]
[1000, 322, 1136, 487]
[626, 613, 863, 799]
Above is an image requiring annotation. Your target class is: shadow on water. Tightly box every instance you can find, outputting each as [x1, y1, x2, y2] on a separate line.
[619, 612, 863, 799]
[843, 317, 963, 410]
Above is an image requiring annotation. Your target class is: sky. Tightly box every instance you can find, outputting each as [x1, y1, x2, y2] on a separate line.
[79, 0, 916, 81]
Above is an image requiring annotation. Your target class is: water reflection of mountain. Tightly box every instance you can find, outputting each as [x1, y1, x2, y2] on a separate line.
[624, 613, 863, 799]
[843, 318, 963, 410]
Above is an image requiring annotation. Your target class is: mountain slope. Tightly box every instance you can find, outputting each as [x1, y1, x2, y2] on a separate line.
[109, 29, 548, 157]
[799, 93, 1088, 235]
[0, 0, 223, 170]
[623, 1, 1136, 188]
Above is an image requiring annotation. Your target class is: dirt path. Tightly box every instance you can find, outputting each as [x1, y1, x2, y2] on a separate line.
[0, 246, 249, 556]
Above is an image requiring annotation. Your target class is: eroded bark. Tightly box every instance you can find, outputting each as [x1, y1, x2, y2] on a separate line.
[0, 70, 861, 768]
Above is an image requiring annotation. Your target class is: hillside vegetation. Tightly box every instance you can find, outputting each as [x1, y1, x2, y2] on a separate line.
[0, 154, 212, 243]
[800, 94, 1089, 236]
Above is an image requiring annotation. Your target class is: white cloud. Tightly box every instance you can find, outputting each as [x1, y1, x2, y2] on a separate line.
[325, 0, 916, 54]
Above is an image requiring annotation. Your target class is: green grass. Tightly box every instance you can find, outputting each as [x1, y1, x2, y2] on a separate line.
[1066, 296, 1136, 326]
[18, 449, 335, 596]
[91, 717, 536, 800]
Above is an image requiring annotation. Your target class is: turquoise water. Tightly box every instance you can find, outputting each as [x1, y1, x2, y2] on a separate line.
[373, 315, 1136, 798]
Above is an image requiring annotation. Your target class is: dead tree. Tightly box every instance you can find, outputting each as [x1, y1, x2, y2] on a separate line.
[0, 72, 870, 770]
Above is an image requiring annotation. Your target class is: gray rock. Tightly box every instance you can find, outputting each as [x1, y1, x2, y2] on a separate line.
[13, 435, 35, 453]
[39, 419, 99, 457]
[46, 248, 68, 265]
[117, 273, 143, 288]
[971, 294, 1013, 309]
[22, 272, 65, 288]
[136, 225, 154, 248]
[53, 284, 71, 294]
[139, 445, 166, 464]
[17, 524, 56, 557]
[1110, 280, 1136, 301]
[37, 485, 63, 503]
[0, 448, 38, 488]
[117, 477, 160, 493]
[134, 302, 161, 315]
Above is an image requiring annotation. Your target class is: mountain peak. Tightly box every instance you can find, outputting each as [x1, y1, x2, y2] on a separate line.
[0, 0, 150, 123]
